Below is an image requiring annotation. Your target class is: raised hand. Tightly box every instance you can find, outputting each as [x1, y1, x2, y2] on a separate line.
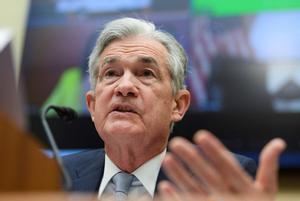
[158, 130, 286, 201]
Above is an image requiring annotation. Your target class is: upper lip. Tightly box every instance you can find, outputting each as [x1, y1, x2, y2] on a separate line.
[110, 103, 139, 114]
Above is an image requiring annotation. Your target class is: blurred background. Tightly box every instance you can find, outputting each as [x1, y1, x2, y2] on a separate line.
[1, 0, 300, 199]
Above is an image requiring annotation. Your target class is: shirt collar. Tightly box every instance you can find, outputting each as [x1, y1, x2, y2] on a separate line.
[98, 149, 166, 198]
[132, 149, 166, 197]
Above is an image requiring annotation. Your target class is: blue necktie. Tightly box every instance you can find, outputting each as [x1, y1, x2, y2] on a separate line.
[112, 172, 134, 201]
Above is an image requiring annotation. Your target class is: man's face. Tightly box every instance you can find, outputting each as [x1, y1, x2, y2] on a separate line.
[86, 36, 189, 151]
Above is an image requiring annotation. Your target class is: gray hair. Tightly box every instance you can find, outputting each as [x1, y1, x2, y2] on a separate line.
[88, 17, 188, 95]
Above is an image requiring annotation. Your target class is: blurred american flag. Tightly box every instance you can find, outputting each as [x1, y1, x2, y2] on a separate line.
[187, 16, 254, 110]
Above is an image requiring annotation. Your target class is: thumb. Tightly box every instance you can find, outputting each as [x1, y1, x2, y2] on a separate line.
[255, 138, 286, 193]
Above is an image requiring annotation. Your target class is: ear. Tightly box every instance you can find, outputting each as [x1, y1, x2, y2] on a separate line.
[86, 90, 96, 122]
[171, 89, 190, 122]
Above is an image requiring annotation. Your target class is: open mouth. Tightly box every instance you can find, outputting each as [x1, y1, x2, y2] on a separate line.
[111, 104, 138, 114]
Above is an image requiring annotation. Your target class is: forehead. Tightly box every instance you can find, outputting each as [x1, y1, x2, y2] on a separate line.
[99, 36, 169, 66]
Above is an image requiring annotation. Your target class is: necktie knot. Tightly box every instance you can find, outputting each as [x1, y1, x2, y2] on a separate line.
[112, 172, 134, 195]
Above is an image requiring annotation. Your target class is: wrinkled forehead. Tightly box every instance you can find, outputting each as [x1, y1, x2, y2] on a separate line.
[98, 36, 169, 67]
[100, 55, 160, 68]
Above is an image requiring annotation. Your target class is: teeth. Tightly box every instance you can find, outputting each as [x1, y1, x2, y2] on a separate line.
[115, 106, 135, 113]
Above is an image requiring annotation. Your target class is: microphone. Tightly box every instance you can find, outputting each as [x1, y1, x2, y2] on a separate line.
[41, 105, 78, 190]
[47, 105, 78, 123]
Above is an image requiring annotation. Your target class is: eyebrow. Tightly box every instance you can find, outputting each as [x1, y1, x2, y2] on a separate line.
[101, 56, 120, 68]
[137, 56, 159, 67]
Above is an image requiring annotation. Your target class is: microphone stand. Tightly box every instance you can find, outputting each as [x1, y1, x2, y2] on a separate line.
[41, 106, 72, 191]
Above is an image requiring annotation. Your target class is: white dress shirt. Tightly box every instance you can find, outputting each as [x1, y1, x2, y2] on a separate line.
[98, 149, 166, 200]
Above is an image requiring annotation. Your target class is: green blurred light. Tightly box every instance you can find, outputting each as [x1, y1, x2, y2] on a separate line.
[191, 0, 300, 16]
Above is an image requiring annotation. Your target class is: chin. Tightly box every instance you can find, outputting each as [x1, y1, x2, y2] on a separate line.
[105, 122, 143, 137]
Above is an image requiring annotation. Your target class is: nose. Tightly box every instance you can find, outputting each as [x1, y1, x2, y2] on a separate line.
[114, 72, 139, 97]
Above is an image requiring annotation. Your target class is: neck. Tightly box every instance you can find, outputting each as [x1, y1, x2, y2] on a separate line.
[105, 144, 166, 173]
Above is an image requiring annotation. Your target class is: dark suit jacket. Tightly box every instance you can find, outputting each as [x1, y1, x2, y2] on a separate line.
[63, 149, 257, 192]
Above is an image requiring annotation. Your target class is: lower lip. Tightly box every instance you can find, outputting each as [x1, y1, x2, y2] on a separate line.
[110, 111, 138, 117]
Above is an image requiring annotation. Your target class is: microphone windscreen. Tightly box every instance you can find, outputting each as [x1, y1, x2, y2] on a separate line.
[50, 106, 78, 123]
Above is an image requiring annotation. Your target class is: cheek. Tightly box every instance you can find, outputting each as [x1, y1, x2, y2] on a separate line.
[145, 90, 174, 122]
[94, 86, 113, 117]
[95, 84, 114, 102]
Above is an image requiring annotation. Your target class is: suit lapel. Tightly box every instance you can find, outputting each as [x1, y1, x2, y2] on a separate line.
[71, 149, 105, 192]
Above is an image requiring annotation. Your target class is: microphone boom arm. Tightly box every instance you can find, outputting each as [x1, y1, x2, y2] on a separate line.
[41, 105, 72, 190]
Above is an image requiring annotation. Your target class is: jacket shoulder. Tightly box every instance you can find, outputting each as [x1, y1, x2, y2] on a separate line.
[63, 149, 104, 168]
[63, 149, 105, 181]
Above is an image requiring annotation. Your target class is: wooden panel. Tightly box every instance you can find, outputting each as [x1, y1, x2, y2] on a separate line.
[0, 193, 97, 201]
[0, 112, 61, 191]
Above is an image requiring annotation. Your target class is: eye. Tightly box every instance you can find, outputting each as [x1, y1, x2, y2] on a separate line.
[103, 68, 123, 79]
[98, 68, 121, 82]
[104, 69, 118, 77]
[140, 69, 156, 78]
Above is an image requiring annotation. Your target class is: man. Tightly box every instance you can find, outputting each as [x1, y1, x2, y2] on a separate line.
[63, 17, 285, 200]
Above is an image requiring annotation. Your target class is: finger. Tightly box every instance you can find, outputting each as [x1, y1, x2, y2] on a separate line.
[157, 181, 183, 201]
[194, 130, 253, 192]
[255, 138, 286, 193]
[168, 137, 228, 192]
[162, 153, 208, 194]
[158, 181, 208, 201]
